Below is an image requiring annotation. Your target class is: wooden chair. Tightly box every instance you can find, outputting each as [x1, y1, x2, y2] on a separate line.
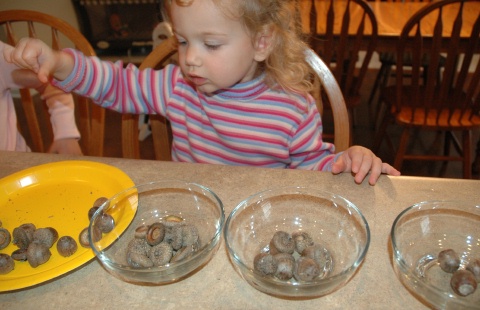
[366, 0, 445, 124]
[121, 35, 350, 160]
[122, 36, 177, 160]
[307, 49, 351, 152]
[299, 0, 378, 133]
[373, 0, 480, 179]
[0, 10, 105, 156]
[369, 0, 426, 1]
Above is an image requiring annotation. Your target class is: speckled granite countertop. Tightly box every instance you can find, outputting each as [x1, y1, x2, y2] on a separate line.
[1, 151, 479, 309]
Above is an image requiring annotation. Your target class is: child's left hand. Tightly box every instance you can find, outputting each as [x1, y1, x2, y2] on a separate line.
[331, 145, 401, 185]
[48, 138, 83, 155]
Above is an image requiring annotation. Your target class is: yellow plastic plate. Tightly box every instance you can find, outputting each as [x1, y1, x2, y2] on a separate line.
[0, 160, 135, 292]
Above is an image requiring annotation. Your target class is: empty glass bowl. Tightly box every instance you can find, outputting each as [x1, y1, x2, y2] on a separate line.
[391, 200, 480, 309]
[224, 186, 370, 298]
[89, 180, 225, 285]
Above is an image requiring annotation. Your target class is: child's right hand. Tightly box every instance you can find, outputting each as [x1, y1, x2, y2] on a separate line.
[3, 38, 73, 83]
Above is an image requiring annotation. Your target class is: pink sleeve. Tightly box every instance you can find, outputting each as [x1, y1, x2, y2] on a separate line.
[39, 84, 81, 141]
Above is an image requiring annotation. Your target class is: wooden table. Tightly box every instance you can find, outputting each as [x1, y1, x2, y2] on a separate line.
[1, 150, 480, 309]
[297, 1, 480, 52]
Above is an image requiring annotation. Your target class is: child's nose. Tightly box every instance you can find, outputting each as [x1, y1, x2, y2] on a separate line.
[185, 46, 201, 67]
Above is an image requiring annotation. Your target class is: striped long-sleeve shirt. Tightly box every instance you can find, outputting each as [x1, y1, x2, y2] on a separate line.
[54, 49, 340, 170]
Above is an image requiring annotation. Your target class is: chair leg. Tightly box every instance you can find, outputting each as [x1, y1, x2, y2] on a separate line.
[372, 68, 393, 129]
[367, 65, 386, 108]
[462, 130, 472, 179]
[368, 64, 391, 123]
[394, 127, 410, 172]
[472, 136, 480, 176]
[372, 110, 391, 153]
[439, 131, 451, 177]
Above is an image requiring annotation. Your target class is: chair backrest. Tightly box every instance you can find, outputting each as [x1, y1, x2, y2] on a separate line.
[306, 49, 351, 152]
[121, 35, 350, 160]
[0, 9, 105, 156]
[299, 0, 378, 101]
[394, 0, 480, 120]
[122, 35, 177, 161]
[367, 0, 429, 2]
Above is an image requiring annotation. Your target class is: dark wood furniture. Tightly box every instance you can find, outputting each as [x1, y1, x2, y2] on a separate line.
[373, 0, 480, 179]
[0, 9, 105, 156]
[298, 0, 378, 130]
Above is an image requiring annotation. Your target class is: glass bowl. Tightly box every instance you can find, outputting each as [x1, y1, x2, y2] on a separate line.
[391, 201, 480, 309]
[88, 180, 225, 285]
[224, 186, 370, 299]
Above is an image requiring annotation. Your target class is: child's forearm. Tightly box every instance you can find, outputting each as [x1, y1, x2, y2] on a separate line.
[52, 50, 75, 81]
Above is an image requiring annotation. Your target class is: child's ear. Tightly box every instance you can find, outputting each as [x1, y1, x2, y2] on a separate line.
[253, 26, 274, 62]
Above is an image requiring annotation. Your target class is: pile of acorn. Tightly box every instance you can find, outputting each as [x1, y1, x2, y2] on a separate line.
[0, 222, 77, 274]
[438, 249, 480, 297]
[125, 215, 201, 268]
[0, 197, 114, 274]
[253, 230, 331, 282]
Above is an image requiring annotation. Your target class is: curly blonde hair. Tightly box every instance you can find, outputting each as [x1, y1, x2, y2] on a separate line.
[164, 0, 313, 94]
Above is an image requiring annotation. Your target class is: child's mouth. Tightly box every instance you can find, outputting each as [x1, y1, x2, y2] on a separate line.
[189, 75, 207, 86]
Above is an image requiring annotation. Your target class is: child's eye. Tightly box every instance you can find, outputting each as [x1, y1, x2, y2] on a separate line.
[205, 43, 221, 50]
[175, 37, 187, 46]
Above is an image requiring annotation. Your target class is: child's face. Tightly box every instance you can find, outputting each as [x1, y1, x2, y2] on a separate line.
[170, 0, 267, 94]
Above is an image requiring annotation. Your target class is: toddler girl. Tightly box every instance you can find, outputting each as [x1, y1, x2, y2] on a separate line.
[3, 0, 400, 184]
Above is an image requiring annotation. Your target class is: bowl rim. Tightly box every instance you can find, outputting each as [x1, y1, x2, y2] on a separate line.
[224, 185, 371, 288]
[88, 179, 225, 274]
[390, 200, 480, 308]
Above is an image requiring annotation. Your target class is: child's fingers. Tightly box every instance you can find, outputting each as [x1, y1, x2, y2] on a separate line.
[381, 163, 401, 176]
[36, 67, 51, 83]
[366, 157, 383, 185]
[6, 38, 44, 74]
[331, 156, 346, 174]
[2, 44, 14, 63]
[17, 40, 42, 72]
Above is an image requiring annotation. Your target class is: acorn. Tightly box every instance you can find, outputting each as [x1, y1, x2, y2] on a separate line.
[438, 249, 460, 273]
[273, 253, 295, 280]
[26, 242, 51, 268]
[97, 213, 115, 233]
[254, 253, 277, 276]
[11, 249, 27, 261]
[146, 222, 165, 246]
[0, 228, 11, 250]
[0, 254, 14, 274]
[149, 242, 173, 266]
[292, 231, 314, 254]
[12, 223, 36, 249]
[294, 257, 320, 282]
[79, 226, 102, 248]
[57, 236, 78, 257]
[450, 269, 477, 297]
[269, 231, 295, 255]
[33, 227, 58, 248]
[126, 238, 152, 268]
[466, 259, 480, 282]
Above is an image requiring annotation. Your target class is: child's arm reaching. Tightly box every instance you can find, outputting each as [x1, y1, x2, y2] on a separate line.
[3, 38, 74, 83]
[2, 39, 82, 155]
[331, 146, 401, 185]
[39, 83, 83, 155]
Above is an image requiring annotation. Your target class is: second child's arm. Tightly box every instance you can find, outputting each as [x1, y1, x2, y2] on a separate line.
[3, 38, 74, 83]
